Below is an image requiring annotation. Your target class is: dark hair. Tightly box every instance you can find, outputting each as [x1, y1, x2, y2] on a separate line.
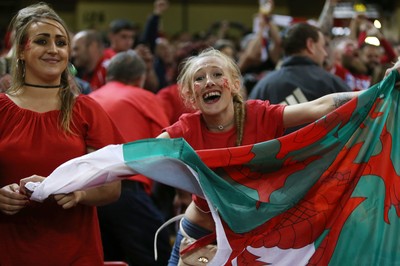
[282, 22, 321, 56]
[109, 19, 137, 34]
[106, 50, 146, 84]
[213, 39, 236, 52]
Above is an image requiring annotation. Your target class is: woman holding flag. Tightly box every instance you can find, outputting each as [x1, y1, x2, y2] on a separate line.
[14, 29, 400, 265]
[0, 2, 123, 265]
[160, 48, 400, 265]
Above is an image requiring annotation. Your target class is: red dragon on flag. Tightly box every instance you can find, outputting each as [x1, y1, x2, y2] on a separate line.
[29, 70, 400, 265]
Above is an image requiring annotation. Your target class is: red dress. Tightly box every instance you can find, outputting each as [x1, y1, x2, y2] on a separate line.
[0, 94, 123, 266]
[165, 99, 286, 211]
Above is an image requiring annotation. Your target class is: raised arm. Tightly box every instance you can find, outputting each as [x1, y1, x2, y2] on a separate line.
[283, 91, 360, 129]
[317, 0, 338, 37]
[284, 59, 400, 129]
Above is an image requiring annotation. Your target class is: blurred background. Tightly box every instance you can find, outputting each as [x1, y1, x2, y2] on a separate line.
[0, 0, 398, 42]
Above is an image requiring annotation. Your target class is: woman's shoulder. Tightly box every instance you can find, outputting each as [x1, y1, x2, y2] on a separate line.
[72, 94, 112, 123]
[177, 111, 202, 123]
[0, 93, 17, 112]
[245, 99, 274, 109]
[166, 111, 201, 136]
[73, 94, 104, 112]
[75, 93, 99, 105]
[0, 92, 9, 102]
[245, 99, 285, 118]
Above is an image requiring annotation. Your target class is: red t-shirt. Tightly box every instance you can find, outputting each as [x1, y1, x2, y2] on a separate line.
[0, 94, 123, 265]
[90, 81, 170, 192]
[156, 84, 194, 124]
[103, 48, 117, 61]
[331, 63, 371, 91]
[165, 100, 286, 211]
[82, 56, 108, 91]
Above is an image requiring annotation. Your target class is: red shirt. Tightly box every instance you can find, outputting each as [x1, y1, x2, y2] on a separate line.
[103, 47, 117, 61]
[165, 100, 285, 211]
[90, 81, 170, 192]
[0, 94, 123, 265]
[82, 56, 108, 91]
[331, 63, 371, 91]
[156, 84, 194, 124]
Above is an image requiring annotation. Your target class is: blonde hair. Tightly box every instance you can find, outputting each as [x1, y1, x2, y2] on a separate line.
[177, 47, 246, 146]
[8, 2, 79, 133]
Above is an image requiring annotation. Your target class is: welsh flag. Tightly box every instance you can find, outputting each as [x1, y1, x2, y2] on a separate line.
[30, 70, 400, 265]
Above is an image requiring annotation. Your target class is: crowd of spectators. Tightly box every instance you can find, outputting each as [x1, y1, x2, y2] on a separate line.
[0, 0, 399, 265]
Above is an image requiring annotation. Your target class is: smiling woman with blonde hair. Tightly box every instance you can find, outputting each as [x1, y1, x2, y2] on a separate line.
[158, 47, 361, 265]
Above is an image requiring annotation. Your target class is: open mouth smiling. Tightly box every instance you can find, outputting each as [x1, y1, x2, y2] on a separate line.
[203, 91, 221, 103]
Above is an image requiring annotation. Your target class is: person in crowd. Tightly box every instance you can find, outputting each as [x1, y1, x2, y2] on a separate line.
[0, 2, 123, 265]
[90, 50, 171, 266]
[350, 14, 398, 86]
[134, 43, 161, 93]
[156, 42, 207, 125]
[315, 0, 369, 90]
[139, 0, 172, 92]
[71, 29, 108, 90]
[330, 36, 372, 91]
[316, 0, 339, 72]
[149, 37, 175, 91]
[103, 19, 137, 60]
[237, 0, 282, 95]
[213, 39, 237, 60]
[101, 16, 160, 93]
[319, 3, 398, 91]
[157, 48, 364, 265]
[139, 0, 170, 53]
[249, 22, 351, 132]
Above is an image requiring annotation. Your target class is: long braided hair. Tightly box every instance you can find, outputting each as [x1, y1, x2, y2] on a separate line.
[177, 48, 246, 146]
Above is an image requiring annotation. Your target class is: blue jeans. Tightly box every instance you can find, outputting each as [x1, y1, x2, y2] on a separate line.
[168, 217, 213, 266]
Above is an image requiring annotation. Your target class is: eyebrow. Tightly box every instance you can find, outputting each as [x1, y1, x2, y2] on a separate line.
[34, 33, 67, 38]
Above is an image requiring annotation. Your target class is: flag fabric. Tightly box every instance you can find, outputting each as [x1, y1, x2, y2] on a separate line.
[30, 70, 400, 265]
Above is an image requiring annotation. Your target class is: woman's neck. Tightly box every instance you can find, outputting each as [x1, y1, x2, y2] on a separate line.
[8, 86, 61, 112]
[21, 85, 60, 98]
[202, 110, 235, 133]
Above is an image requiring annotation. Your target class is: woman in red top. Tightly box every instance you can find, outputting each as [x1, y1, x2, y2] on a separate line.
[158, 48, 361, 265]
[0, 3, 123, 265]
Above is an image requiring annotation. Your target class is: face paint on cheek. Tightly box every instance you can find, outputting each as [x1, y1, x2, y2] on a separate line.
[24, 39, 31, 50]
[222, 78, 230, 89]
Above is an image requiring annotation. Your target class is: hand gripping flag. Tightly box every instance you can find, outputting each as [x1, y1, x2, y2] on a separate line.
[29, 70, 400, 265]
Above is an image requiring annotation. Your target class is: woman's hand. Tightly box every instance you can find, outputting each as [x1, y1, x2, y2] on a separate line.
[0, 183, 29, 215]
[385, 58, 400, 77]
[19, 175, 45, 196]
[54, 191, 86, 209]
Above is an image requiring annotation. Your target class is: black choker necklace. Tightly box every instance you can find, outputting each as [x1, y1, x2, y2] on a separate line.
[24, 82, 61, 89]
[206, 119, 234, 131]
